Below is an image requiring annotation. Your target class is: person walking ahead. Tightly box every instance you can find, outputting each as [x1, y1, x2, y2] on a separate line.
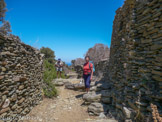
[83, 56, 93, 93]
[55, 58, 63, 78]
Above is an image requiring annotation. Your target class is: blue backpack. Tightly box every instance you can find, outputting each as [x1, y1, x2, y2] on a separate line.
[89, 61, 95, 72]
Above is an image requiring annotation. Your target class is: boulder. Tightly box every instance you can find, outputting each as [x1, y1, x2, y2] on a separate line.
[99, 112, 107, 119]
[83, 92, 102, 103]
[88, 102, 109, 116]
[52, 79, 65, 86]
[65, 81, 95, 90]
[64, 82, 74, 89]
[65, 82, 84, 90]
[74, 83, 85, 90]
[122, 107, 132, 119]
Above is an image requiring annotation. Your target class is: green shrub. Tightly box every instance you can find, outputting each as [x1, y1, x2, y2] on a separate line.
[42, 60, 57, 97]
[42, 60, 67, 98]
[43, 81, 57, 98]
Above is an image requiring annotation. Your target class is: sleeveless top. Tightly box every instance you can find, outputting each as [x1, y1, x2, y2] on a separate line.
[83, 62, 93, 75]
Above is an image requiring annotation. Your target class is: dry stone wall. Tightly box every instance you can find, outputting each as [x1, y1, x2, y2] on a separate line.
[108, 0, 162, 121]
[0, 34, 44, 120]
[94, 59, 109, 79]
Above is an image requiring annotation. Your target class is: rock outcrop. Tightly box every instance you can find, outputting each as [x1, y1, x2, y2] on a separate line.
[85, 44, 110, 64]
[0, 34, 44, 120]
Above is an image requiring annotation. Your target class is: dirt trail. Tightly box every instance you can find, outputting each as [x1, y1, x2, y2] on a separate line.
[24, 71, 117, 122]
[24, 79, 98, 122]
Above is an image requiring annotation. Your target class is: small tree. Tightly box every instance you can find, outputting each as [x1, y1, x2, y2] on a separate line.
[0, 0, 12, 35]
[40, 47, 55, 64]
[0, 0, 7, 22]
[0, 21, 11, 34]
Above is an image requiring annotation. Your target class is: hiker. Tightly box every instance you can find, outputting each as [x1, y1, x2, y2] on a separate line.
[82, 56, 93, 93]
[55, 58, 63, 78]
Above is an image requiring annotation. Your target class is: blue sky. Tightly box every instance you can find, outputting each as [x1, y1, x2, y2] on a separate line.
[5, 0, 124, 63]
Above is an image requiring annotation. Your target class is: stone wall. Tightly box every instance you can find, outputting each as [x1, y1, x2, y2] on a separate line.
[108, 0, 162, 121]
[83, 0, 162, 121]
[94, 59, 109, 79]
[0, 34, 44, 120]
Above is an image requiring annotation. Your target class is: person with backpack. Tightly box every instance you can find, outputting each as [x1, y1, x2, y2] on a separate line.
[82, 56, 93, 93]
[55, 58, 63, 78]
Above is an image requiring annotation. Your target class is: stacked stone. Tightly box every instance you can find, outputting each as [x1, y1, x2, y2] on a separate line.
[0, 34, 44, 120]
[107, 0, 138, 121]
[108, 0, 162, 121]
[83, 81, 113, 115]
[83, 0, 162, 121]
[94, 59, 109, 79]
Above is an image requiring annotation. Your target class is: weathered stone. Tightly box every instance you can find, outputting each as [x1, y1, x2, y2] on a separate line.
[10, 94, 17, 101]
[88, 103, 109, 116]
[19, 77, 27, 82]
[18, 98, 25, 104]
[2, 91, 9, 95]
[0, 76, 4, 80]
[73, 83, 85, 90]
[1, 67, 6, 72]
[0, 52, 17, 56]
[122, 107, 132, 119]
[52, 79, 65, 86]
[13, 76, 27, 82]
[65, 82, 75, 89]
[2, 99, 10, 109]
[98, 112, 107, 119]
[19, 85, 24, 90]
[0, 107, 10, 114]
[83, 92, 101, 103]
[11, 104, 18, 110]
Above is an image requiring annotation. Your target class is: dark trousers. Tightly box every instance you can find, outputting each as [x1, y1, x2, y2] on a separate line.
[83, 74, 91, 88]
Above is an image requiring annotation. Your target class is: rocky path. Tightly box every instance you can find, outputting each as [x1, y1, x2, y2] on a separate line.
[24, 84, 95, 122]
[24, 72, 117, 122]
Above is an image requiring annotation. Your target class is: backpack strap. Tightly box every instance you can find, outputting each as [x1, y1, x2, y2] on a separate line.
[89, 63, 92, 72]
